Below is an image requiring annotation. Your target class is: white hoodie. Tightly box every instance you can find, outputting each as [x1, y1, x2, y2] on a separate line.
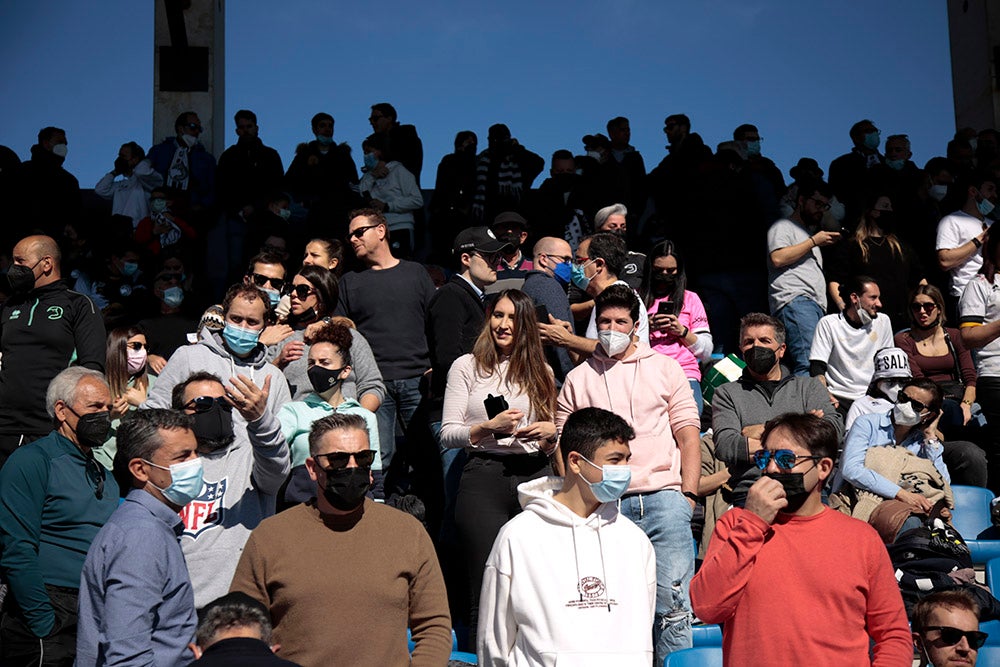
[478, 477, 656, 667]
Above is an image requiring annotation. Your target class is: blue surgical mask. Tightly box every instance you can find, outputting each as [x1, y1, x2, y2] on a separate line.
[745, 140, 761, 157]
[145, 457, 204, 506]
[315, 134, 334, 146]
[553, 261, 573, 286]
[863, 131, 880, 150]
[570, 260, 593, 290]
[162, 286, 184, 307]
[262, 288, 280, 307]
[363, 152, 379, 170]
[276, 207, 291, 222]
[222, 323, 261, 356]
[121, 261, 139, 277]
[886, 158, 905, 171]
[978, 196, 995, 218]
[580, 455, 631, 503]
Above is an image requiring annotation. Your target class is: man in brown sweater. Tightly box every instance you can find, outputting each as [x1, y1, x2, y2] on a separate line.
[229, 413, 451, 667]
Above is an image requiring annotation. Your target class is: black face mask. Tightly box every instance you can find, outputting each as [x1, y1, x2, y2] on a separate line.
[552, 173, 577, 192]
[287, 307, 318, 327]
[743, 346, 777, 376]
[322, 467, 371, 511]
[7, 263, 36, 294]
[765, 471, 812, 513]
[496, 232, 521, 248]
[874, 211, 896, 234]
[71, 410, 112, 448]
[308, 365, 346, 394]
[192, 403, 235, 452]
[651, 273, 676, 294]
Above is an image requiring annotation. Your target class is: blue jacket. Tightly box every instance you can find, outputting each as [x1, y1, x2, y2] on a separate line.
[148, 137, 217, 209]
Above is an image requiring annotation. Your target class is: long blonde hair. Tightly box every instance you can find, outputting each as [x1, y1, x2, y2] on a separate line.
[471, 290, 556, 421]
[853, 194, 902, 263]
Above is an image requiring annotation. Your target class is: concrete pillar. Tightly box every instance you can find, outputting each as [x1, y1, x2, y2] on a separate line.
[948, 0, 1000, 131]
[152, 0, 225, 156]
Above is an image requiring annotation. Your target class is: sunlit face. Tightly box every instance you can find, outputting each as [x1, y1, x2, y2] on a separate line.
[910, 294, 941, 329]
[596, 305, 636, 335]
[740, 325, 785, 363]
[466, 251, 498, 286]
[307, 341, 348, 373]
[303, 241, 337, 270]
[348, 215, 383, 259]
[490, 297, 517, 354]
[599, 214, 627, 234]
[917, 605, 981, 667]
[225, 297, 266, 332]
[852, 283, 882, 318]
[289, 275, 319, 315]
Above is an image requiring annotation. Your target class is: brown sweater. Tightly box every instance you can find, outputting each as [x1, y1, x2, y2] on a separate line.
[230, 499, 451, 667]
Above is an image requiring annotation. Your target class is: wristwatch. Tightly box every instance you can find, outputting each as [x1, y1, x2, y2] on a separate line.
[682, 491, 699, 503]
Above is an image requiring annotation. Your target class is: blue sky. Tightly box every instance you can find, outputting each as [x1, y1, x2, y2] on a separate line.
[1, 1, 954, 189]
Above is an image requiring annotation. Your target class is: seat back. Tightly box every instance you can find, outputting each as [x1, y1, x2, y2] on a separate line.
[950, 485, 994, 540]
[664, 646, 724, 667]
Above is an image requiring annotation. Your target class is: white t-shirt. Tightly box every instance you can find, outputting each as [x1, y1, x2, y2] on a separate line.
[809, 312, 894, 402]
[936, 210, 991, 298]
[959, 273, 1000, 378]
[766, 218, 827, 313]
[586, 280, 650, 344]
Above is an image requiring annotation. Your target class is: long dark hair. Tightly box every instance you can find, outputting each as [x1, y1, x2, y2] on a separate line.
[106, 326, 148, 399]
[296, 265, 339, 317]
[471, 289, 556, 422]
[641, 240, 687, 310]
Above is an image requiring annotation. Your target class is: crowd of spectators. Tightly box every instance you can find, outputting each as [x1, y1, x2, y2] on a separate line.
[0, 105, 999, 666]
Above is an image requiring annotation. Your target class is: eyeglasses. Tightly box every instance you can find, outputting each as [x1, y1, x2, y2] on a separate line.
[910, 302, 938, 314]
[183, 396, 233, 414]
[809, 197, 832, 211]
[315, 449, 377, 470]
[752, 449, 824, 471]
[923, 626, 988, 649]
[185, 123, 203, 132]
[85, 456, 104, 500]
[544, 253, 573, 264]
[897, 394, 929, 413]
[126, 341, 146, 351]
[250, 273, 286, 291]
[287, 284, 315, 300]
[347, 224, 380, 240]
[574, 256, 591, 265]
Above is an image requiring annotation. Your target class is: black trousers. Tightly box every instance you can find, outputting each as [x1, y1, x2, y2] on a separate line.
[1, 585, 78, 667]
[0, 433, 46, 470]
[975, 376, 1000, 492]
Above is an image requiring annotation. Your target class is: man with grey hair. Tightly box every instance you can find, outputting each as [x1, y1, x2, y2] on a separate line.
[0, 367, 118, 666]
[77, 409, 201, 667]
[189, 591, 301, 666]
[593, 203, 644, 289]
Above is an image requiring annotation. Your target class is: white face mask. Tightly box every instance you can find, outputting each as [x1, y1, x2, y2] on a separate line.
[928, 184, 948, 202]
[597, 329, 631, 356]
[51, 143, 68, 158]
[892, 400, 922, 426]
[876, 380, 905, 403]
[181, 134, 199, 148]
[856, 304, 875, 327]
[586, 150, 602, 161]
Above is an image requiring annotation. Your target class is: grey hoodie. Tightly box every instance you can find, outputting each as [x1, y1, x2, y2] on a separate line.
[144, 330, 292, 606]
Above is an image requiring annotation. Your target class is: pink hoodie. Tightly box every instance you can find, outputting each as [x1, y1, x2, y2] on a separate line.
[556, 343, 700, 493]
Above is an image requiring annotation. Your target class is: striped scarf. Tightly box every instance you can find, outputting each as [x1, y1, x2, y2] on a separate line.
[473, 151, 523, 219]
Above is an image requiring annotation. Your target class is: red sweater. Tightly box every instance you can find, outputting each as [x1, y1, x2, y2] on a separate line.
[690, 507, 912, 667]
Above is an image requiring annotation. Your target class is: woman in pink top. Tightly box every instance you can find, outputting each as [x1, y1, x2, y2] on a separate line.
[441, 289, 558, 646]
[642, 240, 714, 414]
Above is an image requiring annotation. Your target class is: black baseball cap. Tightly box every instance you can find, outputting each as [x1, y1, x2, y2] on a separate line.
[453, 226, 511, 255]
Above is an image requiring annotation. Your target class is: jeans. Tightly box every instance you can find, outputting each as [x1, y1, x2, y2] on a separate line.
[619, 488, 694, 665]
[375, 376, 424, 471]
[774, 295, 824, 377]
[688, 379, 704, 417]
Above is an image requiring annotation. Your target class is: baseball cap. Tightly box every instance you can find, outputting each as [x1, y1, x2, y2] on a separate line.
[453, 227, 511, 255]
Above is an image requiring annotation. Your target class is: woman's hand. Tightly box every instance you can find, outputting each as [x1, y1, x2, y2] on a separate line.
[272, 340, 305, 370]
[514, 420, 557, 445]
[657, 314, 686, 338]
[484, 409, 524, 436]
[961, 402, 973, 426]
[259, 324, 293, 348]
[148, 354, 168, 375]
[122, 384, 146, 407]
[110, 396, 130, 421]
[896, 489, 934, 514]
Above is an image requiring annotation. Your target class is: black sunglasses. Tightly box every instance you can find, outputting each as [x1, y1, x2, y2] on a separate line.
[924, 625, 988, 649]
[753, 449, 823, 471]
[250, 273, 285, 291]
[315, 450, 376, 470]
[910, 302, 938, 314]
[286, 284, 315, 300]
[346, 224, 380, 240]
[897, 394, 929, 413]
[184, 396, 233, 414]
[126, 341, 146, 351]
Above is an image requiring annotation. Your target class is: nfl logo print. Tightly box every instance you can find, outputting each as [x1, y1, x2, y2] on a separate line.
[180, 478, 227, 538]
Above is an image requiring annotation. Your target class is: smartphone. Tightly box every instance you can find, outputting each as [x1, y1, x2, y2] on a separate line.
[535, 304, 550, 324]
[657, 300, 677, 316]
[484, 393, 509, 419]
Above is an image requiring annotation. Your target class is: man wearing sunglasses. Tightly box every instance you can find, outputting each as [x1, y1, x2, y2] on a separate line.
[148, 111, 216, 213]
[231, 413, 451, 667]
[691, 413, 912, 666]
[912, 590, 986, 666]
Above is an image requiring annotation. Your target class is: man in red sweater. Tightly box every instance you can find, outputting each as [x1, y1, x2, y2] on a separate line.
[690, 413, 912, 666]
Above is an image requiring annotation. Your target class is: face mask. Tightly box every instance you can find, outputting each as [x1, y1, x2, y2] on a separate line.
[7, 262, 37, 294]
[308, 365, 347, 395]
[570, 261, 593, 290]
[744, 140, 761, 157]
[892, 400, 922, 426]
[192, 402, 236, 452]
[363, 152, 379, 170]
[315, 134, 334, 146]
[929, 184, 948, 202]
[146, 457, 204, 506]
[322, 466, 371, 511]
[886, 158, 905, 171]
[597, 329, 632, 356]
[876, 380, 905, 403]
[970, 138, 979, 153]
[127, 347, 147, 375]
[552, 173, 576, 191]
[586, 150, 602, 161]
[262, 288, 280, 307]
[651, 273, 676, 294]
[863, 131, 880, 150]
[222, 323, 261, 356]
[52, 143, 68, 158]
[276, 207, 291, 222]
[978, 196, 995, 218]
[180, 134, 198, 148]
[552, 261, 573, 286]
[765, 471, 812, 513]
[114, 156, 131, 174]
[121, 261, 139, 277]
[69, 409, 112, 448]
[162, 286, 184, 307]
[150, 198, 168, 214]
[743, 345, 777, 376]
[856, 305, 874, 327]
[580, 456, 631, 502]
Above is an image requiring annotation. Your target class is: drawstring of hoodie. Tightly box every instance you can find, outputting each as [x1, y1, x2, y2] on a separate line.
[571, 521, 583, 602]
[596, 520, 611, 612]
[600, 352, 639, 429]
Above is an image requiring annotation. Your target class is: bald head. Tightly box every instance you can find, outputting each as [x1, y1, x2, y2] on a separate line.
[533, 237, 573, 278]
[12, 235, 61, 287]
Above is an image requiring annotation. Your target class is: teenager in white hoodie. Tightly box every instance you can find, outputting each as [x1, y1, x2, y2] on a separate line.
[478, 407, 656, 667]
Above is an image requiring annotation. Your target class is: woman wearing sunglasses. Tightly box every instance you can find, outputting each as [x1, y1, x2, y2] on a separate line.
[270, 265, 384, 413]
[440, 289, 558, 644]
[94, 326, 153, 469]
[895, 285, 979, 438]
[837, 378, 951, 516]
[279, 322, 381, 505]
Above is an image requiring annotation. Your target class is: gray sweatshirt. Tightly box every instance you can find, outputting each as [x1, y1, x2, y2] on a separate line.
[270, 327, 385, 403]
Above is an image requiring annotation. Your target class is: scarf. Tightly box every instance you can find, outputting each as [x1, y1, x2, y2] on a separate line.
[473, 150, 524, 219]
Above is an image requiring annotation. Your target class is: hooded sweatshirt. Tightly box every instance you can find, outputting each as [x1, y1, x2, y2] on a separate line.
[556, 344, 699, 493]
[478, 477, 656, 667]
[144, 329, 291, 606]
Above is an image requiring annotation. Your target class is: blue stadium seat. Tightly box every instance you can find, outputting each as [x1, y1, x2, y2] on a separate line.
[664, 646, 723, 667]
[981, 619, 1000, 645]
[691, 624, 723, 647]
[449, 650, 478, 664]
[977, 644, 1000, 662]
[949, 485, 1000, 563]
[408, 628, 461, 653]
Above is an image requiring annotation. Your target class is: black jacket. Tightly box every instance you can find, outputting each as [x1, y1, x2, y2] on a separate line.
[186, 637, 301, 667]
[15, 145, 81, 236]
[426, 275, 486, 417]
[0, 281, 106, 435]
[216, 137, 285, 215]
